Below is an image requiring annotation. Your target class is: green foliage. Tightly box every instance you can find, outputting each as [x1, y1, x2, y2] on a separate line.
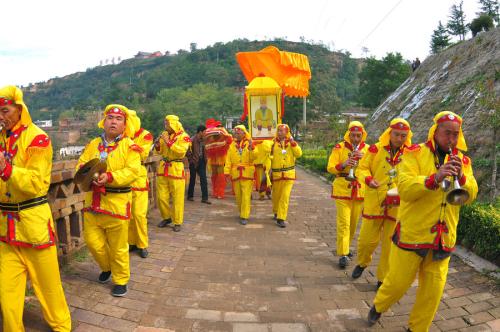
[297, 149, 334, 181]
[431, 21, 451, 54]
[470, 14, 495, 37]
[447, 1, 467, 40]
[477, 0, 500, 25]
[457, 202, 500, 265]
[142, 83, 241, 136]
[358, 52, 411, 108]
[24, 39, 361, 132]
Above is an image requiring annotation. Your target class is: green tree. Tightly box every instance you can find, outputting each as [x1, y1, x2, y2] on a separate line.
[470, 14, 495, 36]
[358, 52, 411, 109]
[477, 0, 500, 25]
[430, 21, 450, 54]
[447, 1, 467, 40]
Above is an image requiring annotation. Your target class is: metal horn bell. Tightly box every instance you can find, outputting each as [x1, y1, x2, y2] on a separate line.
[446, 177, 469, 205]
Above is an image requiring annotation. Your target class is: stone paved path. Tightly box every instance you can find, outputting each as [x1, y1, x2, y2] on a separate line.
[18, 169, 500, 331]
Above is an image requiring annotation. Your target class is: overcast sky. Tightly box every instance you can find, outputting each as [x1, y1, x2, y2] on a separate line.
[1, 0, 482, 87]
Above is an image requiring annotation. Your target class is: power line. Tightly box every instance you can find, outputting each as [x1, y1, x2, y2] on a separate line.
[357, 0, 405, 48]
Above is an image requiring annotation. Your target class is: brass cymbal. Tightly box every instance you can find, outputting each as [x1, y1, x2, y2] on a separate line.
[74, 158, 107, 192]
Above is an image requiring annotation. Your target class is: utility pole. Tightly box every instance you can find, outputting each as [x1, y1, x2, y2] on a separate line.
[302, 97, 307, 126]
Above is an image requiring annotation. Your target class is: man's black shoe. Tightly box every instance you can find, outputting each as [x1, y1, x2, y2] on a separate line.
[351, 265, 365, 279]
[339, 256, 349, 269]
[187, 197, 194, 201]
[240, 218, 248, 225]
[201, 199, 212, 205]
[377, 281, 383, 290]
[98, 271, 111, 283]
[129, 244, 138, 252]
[158, 218, 172, 228]
[111, 284, 128, 297]
[347, 252, 354, 259]
[173, 224, 181, 232]
[276, 219, 286, 228]
[367, 305, 381, 326]
[138, 248, 149, 258]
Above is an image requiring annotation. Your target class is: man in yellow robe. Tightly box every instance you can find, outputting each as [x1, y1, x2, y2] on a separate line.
[327, 121, 368, 268]
[0, 85, 71, 331]
[270, 124, 302, 228]
[368, 111, 478, 332]
[224, 125, 255, 225]
[254, 96, 275, 134]
[128, 111, 153, 258]
[155, 115, 191, 232]
[77, 104, 141, 297]
[352, 118, 412, 288]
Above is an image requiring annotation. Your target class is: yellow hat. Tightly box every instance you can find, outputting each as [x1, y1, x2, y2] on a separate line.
[275, 123, 292, 139]
[343, 121, 367, 144]
[165, 114, 184, 133]
[379, 118, 412, 147]
[98, 104, 136, 138]
[0, 85, 31, 126]
[128, 110, 141, 136]
[234, 124, 250, 140]
[427, 111, 467, 151]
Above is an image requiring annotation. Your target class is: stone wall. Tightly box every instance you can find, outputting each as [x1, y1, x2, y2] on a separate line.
[48, 156, 161, 256]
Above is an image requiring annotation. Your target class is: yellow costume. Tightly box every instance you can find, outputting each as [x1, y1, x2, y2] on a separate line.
[254, 96, 275, 133]
[270, 124, 302, 224]
[77, 104, 141, 287]
[155, 115, 191, 226]
[254, 140, 273, 199]
[129, 112, 153, 250]
[372, 112, 478, 332]
[224, 125, 256, 221]
[355, 119, 412, 283]
[327, 121, 368, 258]
[0, 85, 71, 331]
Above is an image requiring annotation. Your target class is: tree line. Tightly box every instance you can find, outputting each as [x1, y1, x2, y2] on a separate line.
[431, 0, 499, 53]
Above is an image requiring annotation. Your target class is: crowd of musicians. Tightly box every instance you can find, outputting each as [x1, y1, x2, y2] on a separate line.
[0, 85, 477, 332]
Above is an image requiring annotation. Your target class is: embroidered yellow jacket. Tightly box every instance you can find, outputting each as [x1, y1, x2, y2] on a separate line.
[77, 136, 141, 219]
[393, 141, 478, 252]
[357, 142, 409, 220]
[327, 141, 368, 200]
[0, 123, 55, 248]
[270, 139, 302, 181]
[224, 138, 256, 181]
[155, 130, 191, 179]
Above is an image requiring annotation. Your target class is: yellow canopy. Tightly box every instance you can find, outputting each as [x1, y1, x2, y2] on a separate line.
[236, 46, 311, 97]
[246, 76, 282, 95]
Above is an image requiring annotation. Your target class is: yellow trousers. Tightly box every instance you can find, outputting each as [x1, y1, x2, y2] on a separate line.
[272, 180, 294, 221]
[334, 199, 363, 256]
[157, 176, 185, 225]
[374, 244, 450, 332]
[356, 218, 396, 282]
[129, 190, 149, 249]
[84, 213, 130, 285]
[0, 243, 71, 332]
[234, 180, 253, 219]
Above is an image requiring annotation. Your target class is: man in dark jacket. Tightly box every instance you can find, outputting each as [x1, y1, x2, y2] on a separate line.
[187, 125, 211, 204]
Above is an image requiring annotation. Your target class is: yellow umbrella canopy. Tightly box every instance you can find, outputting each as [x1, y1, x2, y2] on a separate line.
[236, 46, 311, 97]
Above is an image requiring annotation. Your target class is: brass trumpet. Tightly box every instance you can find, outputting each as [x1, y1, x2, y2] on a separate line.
[443, 147, 470, 205]
[345, 144, 359, 182]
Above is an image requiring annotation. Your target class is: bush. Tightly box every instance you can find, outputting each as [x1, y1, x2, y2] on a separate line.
[470, 14, 494, 37]
[297, 149, 334, 181]
[457, 201, 500, 265]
